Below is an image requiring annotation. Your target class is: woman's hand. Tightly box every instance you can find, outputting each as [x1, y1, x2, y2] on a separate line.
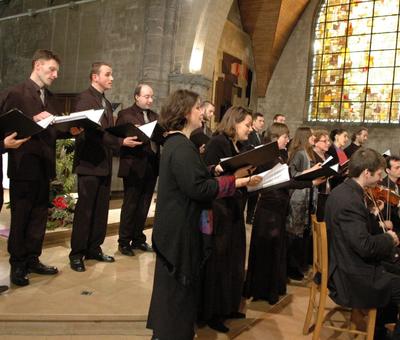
[235, 175, 262, 188]
[302, 162, 322, 174]
[312, 177, 326, 186]
[234, 165, 256, 179]
[214, 164, 224, 176]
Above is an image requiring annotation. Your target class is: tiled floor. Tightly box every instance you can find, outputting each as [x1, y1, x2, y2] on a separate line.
[0, 190, 352, 339]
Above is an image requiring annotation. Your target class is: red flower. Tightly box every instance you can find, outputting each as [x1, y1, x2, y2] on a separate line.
[53, 196, 68, 210]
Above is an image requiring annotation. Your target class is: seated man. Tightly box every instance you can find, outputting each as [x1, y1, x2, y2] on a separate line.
[325, 148, 400, 339]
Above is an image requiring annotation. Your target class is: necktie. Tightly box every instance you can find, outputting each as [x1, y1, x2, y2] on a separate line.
[39, 88, 45, 105]
[143, 111, 150, 124]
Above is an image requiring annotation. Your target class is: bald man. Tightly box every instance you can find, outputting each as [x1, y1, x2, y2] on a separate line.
[116, 84, 159, 256]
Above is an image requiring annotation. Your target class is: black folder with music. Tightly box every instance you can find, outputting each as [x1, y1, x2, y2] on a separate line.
[0, 108, 44, 139]
[107, 121, 165, 144]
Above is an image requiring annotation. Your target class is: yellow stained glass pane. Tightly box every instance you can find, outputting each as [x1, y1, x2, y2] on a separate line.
[328, 0, 349, 6]
[368, 67, 395, 84]
[327, 5, 350, 22]
[320, 69, 344, 85]
[371, 33, 397, 50]
[319, 86, 342, 101]
[323, 37, 347, 53]
[340, 101, 364, 122]
[310, 86, 320, 101]
[310, 70, 321, 87]
[312, 54, 323, 70]
[315, 25, 325, 39]
[308, 102, 319, 121]
[394, 67, 400, 83]
[326, 21, 348, 37]
[347, 35, 371, 51]
[314, 39, 324, 54]
[390, 101, 400, 122]
[366, 85, 393, 101]
[374, 0, 399, 16]
[392, 85, 400, 100]
[373, 15, 398, 34]
[343, 68, 368, 84]
[370, 50, 395, 67]
[318, 102, 341, 121]
[349, 1, 373, 19]
[322, 53, 345, 69]
[345, 51, 369, 68]
[365, 102, 390, 123]
[342, 85, 366, 101]
[349, 18, 372, 35]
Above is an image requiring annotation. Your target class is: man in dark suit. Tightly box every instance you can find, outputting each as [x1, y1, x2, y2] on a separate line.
[382, 155, 400, 232]
[116, 84, 159, 256]
[325, 148, 400, 339]
[190, 101, 214, 154]
[69, 62, 141, 271]
[245, 112, 265, 224]
[0, 132, 29, 292]
[344, 127, 368, 159]
[0, 49, 64, 286]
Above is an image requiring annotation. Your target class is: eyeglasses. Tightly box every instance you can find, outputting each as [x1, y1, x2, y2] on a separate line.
[316, 139, 329, 144]
[139, 95, 155, 100]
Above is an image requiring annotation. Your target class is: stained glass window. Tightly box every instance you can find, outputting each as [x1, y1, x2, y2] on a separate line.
[307, 0, 400, 123]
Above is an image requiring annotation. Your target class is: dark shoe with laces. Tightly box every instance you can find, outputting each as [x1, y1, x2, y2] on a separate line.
[27, 261, 58, 275]
[86, 252, 115, 262]
[10, 267, 29, 286]
[118, 245, 135, 256]
[0, 285, 9, 294]
[70, 257, 85, 272]
[133, 242, 153, 252]
[207, 318, 229, 333]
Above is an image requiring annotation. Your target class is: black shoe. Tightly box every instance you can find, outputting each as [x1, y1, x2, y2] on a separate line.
[0, 285, 9, 294]
[132, 242, 153, 252]
[207, 318, 229, 333]
[10, 267, 29, 286]
[70, 258, 85, 272]
[227, 312, 246, 319]
[288, 268, 304, 281]
[118, 245, 135, 256]
[27, 261, 58, 275]
[86, 252, 115, 262]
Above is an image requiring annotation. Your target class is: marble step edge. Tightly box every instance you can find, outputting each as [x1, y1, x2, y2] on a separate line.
[0, 313, 148, 322]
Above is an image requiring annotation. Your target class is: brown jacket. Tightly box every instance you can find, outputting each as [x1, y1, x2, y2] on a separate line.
[116, 103, 159, 178]
[72, 86, 122, 176]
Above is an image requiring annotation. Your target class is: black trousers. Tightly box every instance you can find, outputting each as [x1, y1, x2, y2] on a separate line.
[118, 167, 156, 247]
[70, 175, 111, 259]
[8, 177, 49, 268]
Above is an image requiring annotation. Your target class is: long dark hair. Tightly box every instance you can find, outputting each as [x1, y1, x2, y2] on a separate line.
[217, 106, 251, 139]
[288, 126, 315, 163]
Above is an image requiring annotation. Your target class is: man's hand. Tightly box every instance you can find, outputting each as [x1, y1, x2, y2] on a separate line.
[70, 127, 84, 136]
[33, 111, 52, 122]
[123, 136, 143, 148]
[387, 230, 399, 246]
[234, 165, 256, 179]
[4, 132, 30, 149]
[199, 144, 206, 154]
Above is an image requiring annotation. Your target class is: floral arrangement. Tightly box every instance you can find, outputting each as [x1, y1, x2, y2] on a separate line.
[46, 139, 76, 230]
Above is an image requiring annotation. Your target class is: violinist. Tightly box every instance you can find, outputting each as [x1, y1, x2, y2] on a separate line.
[325, 148, 400, 339]
[382, 155, 400, 232]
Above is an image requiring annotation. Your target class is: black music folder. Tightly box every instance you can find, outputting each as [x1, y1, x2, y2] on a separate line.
[220, 141, 280, 173]
[294, 164, 339, 181]
[107, 121, 166, 144]
[0, 108, 44, 139]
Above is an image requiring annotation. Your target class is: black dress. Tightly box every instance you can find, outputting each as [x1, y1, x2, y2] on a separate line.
[199, 133, 247, 321]
[244, 151, 312, 303]
[147, 133, 233, 340]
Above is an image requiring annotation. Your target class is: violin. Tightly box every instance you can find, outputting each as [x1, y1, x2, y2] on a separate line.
[368, 185, 400, 207]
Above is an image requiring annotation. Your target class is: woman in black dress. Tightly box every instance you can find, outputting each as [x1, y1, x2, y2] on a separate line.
[147, 91, 260, 340]
[199, 106, 255, 333]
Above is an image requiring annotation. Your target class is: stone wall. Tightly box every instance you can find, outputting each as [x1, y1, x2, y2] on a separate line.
[258, 0, 400, 154]
[0, 0, 146, 111]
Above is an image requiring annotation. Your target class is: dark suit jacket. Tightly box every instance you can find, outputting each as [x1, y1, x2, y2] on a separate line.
[0, 79, 61, 180]
[344, 142, 361, 159]
[72, 86, 122, 177]
[247, 130, 263, 148]
[325, 178, 395, 308]
[116, 103, 159, 179]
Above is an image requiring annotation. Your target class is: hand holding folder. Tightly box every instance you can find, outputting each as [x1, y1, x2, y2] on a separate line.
[106, 120, 166, 144]
[0, 108, 45, 139]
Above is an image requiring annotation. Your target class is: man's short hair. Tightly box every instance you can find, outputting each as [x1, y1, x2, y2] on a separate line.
[200, 100, 214, 109]
[31, 49, 61, 69]
[351, 127, 368, 142]
[252, 112, 264, 121]
[348, 148, 386, 178]
[89, 62, 111, 81]
[273, 113, 285, 121]
[386, 155, 400, 170]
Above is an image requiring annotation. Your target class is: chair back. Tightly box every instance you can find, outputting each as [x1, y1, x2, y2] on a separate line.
[311, 214, 328, 289]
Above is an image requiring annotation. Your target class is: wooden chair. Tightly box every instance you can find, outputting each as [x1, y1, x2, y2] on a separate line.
[303, 215, 377, 339]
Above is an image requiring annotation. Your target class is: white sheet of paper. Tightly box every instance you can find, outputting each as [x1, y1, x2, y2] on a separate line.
[138, 120, 157, 138]
[321, 155, 333, 166]
[36, 115, 55, 129]
[247, 163, 291, 192]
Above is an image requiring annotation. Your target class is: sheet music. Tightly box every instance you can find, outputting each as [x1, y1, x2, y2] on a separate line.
[36, 115, 54, 129]
[52, 109, 104, 125]
[247, 162, 290, 192]
[321, 155, 333, 166]
[138, 120, 157, 138]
